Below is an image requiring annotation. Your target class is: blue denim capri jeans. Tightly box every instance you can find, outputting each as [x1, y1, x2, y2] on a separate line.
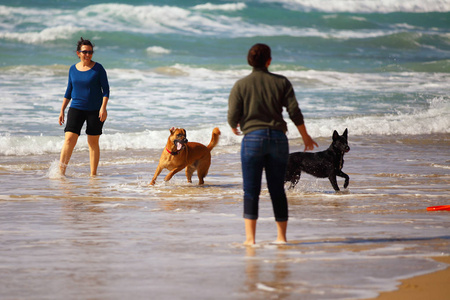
[241, 129, 289, 222]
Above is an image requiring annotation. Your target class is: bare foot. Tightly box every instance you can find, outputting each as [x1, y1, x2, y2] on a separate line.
[243, 239, 255, 246]
[271, 240, 287, 245]
[59, 162, 67, 176]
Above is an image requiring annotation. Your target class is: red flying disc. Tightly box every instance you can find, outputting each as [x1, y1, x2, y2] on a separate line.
[426, 205, 450, 211]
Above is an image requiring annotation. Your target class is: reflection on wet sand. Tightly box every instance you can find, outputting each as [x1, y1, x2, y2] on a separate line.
[244, 245, 294, 298]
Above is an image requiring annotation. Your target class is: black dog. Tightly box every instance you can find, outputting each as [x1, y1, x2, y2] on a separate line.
[285, 129, 350, 192]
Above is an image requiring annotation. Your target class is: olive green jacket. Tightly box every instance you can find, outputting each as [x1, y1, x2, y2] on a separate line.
[228, 67, 304, 134]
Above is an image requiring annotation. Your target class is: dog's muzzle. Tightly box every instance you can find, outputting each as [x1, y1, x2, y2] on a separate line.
[345, 146, 350, 152]
[174, 138, 188, 151]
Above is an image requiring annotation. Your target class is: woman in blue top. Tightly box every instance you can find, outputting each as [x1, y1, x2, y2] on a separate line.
[58, 37, 110, 176]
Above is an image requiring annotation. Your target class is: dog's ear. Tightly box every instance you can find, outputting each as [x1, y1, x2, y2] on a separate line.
[170, 127, 176, 134]
[343, 128, 348, 139]
[333, 130, 339, 141]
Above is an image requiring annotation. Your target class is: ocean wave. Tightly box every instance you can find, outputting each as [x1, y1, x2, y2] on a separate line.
[0, 3, 245, 41]
[192, 3, 247, 11]
[297, 96, 450, 138]
[0, 25, 80, 44]
[1, 3, 446, 44]
[1, 97, 448, 156]
[0, 64, 69, 76]
[265, 0, 450, 13]
[146, 46, 171, 55]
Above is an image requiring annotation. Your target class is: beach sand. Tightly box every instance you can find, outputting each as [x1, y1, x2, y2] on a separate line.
[369, 256, 450, 300]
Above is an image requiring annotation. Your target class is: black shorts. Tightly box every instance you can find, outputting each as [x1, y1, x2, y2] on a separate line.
[64, 107, 104, 136]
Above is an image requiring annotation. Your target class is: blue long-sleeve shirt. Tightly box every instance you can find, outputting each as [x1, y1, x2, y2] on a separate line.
[64, 63, 110, 111]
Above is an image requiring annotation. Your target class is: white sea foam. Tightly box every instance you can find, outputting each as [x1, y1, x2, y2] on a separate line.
[47, 160, 63, 179]
[146, 46, 171, 55]
[265, 0, 450, 13]
[432, 164, 450, 170]
[256, 283, 277, 292]
[0, 25, 81, 44]
[0, 134, 62, 156]
[192, 3, 247, 11]
[164, 65, 450, 95]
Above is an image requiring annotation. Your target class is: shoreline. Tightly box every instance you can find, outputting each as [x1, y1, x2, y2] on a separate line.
[367, 256, 450, 300]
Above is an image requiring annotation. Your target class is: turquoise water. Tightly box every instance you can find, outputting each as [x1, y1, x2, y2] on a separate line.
[1, 1, 449, 72]
[1, 0, 449, 151]
[0, 1, 449, 299]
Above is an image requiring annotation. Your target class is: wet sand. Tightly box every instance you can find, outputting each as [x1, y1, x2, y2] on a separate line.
[369, 256, 450, 300]
[0, 134, 449, 299]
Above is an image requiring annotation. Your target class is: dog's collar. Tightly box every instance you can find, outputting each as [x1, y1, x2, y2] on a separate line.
[166, 148, 180, 155]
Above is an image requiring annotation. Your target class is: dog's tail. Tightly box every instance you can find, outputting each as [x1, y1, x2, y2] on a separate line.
[207, 127, 221, 151]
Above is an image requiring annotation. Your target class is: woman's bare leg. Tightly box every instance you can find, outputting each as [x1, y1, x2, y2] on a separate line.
[59, 132, 79, 175]
[87, 135, 100, 176]
[275, 221, 288, 244]
[244, 219, 257, 246]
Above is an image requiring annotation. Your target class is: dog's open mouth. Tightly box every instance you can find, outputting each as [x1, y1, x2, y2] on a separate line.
[174, 138, 188, 151]
[175, 141, 184, 151]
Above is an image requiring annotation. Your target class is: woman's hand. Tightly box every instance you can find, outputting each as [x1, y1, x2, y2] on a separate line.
[231, 127, 242, 136]
[59, 98, 70, 126]
[59, 112, 65, 126]
[302, 134, 318, 152]
[296, 124, 318, 151]
[99, 107, 107, 122]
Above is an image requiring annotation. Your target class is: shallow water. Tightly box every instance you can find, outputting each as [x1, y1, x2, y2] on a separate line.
[1, 134, 449, 299]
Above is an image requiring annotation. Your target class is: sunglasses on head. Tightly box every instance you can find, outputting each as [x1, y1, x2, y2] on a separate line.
[79, 50, 94, 54]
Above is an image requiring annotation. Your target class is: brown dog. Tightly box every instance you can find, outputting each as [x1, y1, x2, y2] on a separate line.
[150, 127, 221, 185]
